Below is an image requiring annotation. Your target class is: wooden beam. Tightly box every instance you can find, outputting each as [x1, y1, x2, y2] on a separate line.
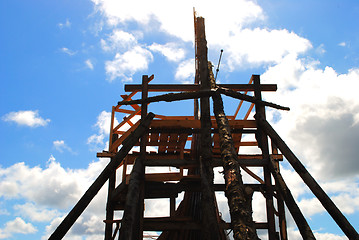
[253, 74, 276, 239]
[118, 87, 289, 111]
[125, 83, 278, 92]
[211, 68, 260, 240]
[268, 158, 315, 239]
[150, 119, 257, 128]
[48, 112, 155, 240]
[256, 114, 359, 239]
[218, 86, 290, 111]
[196, 16, 222, 240]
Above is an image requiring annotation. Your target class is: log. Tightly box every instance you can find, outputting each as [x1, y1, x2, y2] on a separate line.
[118, 88, 289, 111]
[196, 17, 222, 240]
[119, 157, 144, 240]
[217, 86, 290, 111]
[210, 67, 259, 240]
[268, 159, 316, 239]
[48, 112, 155, 240]
[124, 83, 278, 92]
[255, 114, 359, 239]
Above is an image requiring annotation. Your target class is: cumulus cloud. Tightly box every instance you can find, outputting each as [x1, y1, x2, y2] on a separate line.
[101, 29, 137, 52]
[262, 57, 359, 180]
[105, 46, 153, 82]
[0, 217, 37, 239]
[149, 42, 186, 62]
[175, 58, 195, 83]
[2, 110, 50, 127]
[14, 203, 61, 222]
[0, 155, 114, 239]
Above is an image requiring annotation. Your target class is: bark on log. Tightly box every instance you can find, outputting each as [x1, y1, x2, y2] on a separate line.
[117, 88, 290, 111]
[217, 86, 290, 111]
[268, 158, 316, 239]
[210, 65, 259, 240]
[196, 16, 222, 240]
[255, 114, 359, 239]
[48, 112, 155, 240]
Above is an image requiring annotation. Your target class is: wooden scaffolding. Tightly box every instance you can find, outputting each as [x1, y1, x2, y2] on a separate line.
[48, 15, 358, 240]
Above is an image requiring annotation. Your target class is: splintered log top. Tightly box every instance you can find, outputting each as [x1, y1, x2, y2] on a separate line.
[124, 83, 277, 92]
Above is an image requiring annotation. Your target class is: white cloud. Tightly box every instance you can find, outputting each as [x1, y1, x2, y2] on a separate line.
[224, 28, 312, 70]
[0, 217, 37, 239]
[92, 0, 264, 42]
[53, 140, 75, 154]
[14, 203, 61, 222]
[101, 29, 137, 52]
[105, 46, 153, 82]
[85, 59, 94, 70]
[338, 42, 346, 47]
[149, 42, 186, 62]
[58, 19, 71, 29]
[2, 110, 50, 127]
[0, 155, 114, 239]
[175, 58, 195, 83]
[60, 47, 77, 56]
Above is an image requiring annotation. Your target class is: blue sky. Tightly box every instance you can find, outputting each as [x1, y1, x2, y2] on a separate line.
[1, 0, 359, 239]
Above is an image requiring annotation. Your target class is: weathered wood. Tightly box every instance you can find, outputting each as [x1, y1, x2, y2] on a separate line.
[196, 16, 222, 240]
[255, 114, 359, 239]
[253, 74, 276, 239]
[210, 67, 259, 240]
[118, 157, 144, 240]
[217, 86, 290, 111]
[124, 83, 278, 92]
[118, 88, 289, 111]
[118, 89, 213, 106]
[268, 158, 316, 239]
[48, 112, 155, 240]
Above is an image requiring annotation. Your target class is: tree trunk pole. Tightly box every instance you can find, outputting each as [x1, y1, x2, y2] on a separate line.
[196, 16, 222, 240]
[210, 66, 259, 240]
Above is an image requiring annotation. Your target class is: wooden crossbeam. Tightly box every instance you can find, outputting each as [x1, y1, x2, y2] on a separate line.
[125, 83, 277, 92]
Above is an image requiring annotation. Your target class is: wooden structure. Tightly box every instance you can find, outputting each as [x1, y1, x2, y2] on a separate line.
[49, 15, 359, 240]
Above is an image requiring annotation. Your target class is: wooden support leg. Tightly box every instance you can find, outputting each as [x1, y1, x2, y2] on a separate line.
[256, 114, 359, 239]
[48, 113, 155, 240]
[253, 74, 276, 239]
[268, 158, 316, 239]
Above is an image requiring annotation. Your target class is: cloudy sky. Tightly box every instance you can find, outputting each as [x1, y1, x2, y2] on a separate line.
[1, 0, 359, 239]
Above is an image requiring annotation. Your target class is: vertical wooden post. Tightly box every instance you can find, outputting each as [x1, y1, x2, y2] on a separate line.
[195, 17, 222, 240]
[105, 134, 118, 240]
[271, 142, 288, 240]
[139, 75, 149, 239]
[253, 74, 276, 239]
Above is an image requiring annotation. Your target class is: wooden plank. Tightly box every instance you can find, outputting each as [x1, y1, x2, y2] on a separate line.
[48, 113, 155, 240]
[125, 84, 278, 92]
[150, 119, 257, 128]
